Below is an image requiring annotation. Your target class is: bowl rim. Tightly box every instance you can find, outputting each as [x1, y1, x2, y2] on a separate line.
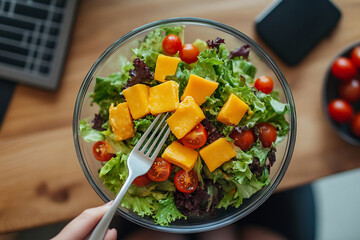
[73, 17, 297, 233]
[321, 41, 360, 146]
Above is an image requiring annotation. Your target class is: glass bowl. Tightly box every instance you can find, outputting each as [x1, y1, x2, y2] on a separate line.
[73, 17, 296, 234]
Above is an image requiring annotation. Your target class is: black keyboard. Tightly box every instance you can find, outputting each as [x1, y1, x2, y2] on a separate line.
[0, 0, 78, 90]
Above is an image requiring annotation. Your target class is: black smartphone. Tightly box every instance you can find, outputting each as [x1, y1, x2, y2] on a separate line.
[255, 0, 341, 66]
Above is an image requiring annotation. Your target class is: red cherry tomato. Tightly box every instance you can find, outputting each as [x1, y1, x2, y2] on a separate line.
[256, 123, 277, 148]
[351, 46, 360, 68]
[92, 141, 116, 161]
[146, 158, 171, 182]
[179, 44, 199, 64]
[181, 123, 207, 149]
[331, 57, 357, 81]
[133, 174, 152, 187]
[162, 34, 182, 55]
[174, 169, 198, 193]
[254, 76, 274, 94]
[328, 99, 354, 123]
[351, 113, 360, 137]
[339, 79, 360, 102]
[229, 128, 254, 151]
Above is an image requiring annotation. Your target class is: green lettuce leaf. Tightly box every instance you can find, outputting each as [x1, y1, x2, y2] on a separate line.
[153, 195, 186, 226]
[79, 120, 104, 142]
[132, 26, 183, 71]
[91, 71, 129, 118]
[121, 194, 157, 217]
[99, 153, 128, 194]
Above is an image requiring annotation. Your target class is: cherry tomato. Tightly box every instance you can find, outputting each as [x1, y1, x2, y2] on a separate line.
[351, 113, 360, 137]
[254, 76, 274, 94]
[229, 128, 254, 151]
[146, 158, 171, 182]
[328, 99, 354, 123]
[92, 141, 116, 161]
[174, 169, 198, 193]
[181, 123, 207, 149]
[162, 34, 182, 55]
[331, 57, 357, 81]
[351, 46, 360, 68]
[132, 174, 152, 187]
[256, 123, 277, 148]
[339, 79, 360, 102]
[179, 44, 199, 64]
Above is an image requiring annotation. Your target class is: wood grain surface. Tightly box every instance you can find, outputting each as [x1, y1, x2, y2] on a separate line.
[1, 0, 360, 233]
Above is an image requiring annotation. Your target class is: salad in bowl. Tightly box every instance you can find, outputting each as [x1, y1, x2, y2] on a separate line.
[73, 18, 296, 233]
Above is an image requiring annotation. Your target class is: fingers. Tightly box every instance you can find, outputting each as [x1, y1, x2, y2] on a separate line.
[104, 228, 117, 240]
[53, 201, 113, 240]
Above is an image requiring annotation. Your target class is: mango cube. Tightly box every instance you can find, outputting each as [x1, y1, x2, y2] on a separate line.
[162, 141, 198, 171]
[167, 96, 206, 139]
[149, 81, 179, 115]
[154, 54, 180, 82]
[181, 74, 219, 105]
[216, 93, 249, 125]
[199, 138, 236, 172]
[123, 84, 150, 120]
[109, 102, 135, 141]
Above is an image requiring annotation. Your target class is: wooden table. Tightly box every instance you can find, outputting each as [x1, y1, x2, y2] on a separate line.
[1, 0, 360, 233]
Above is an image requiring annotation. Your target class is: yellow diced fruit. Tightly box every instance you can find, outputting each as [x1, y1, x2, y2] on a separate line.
[154, 54, 180, 82]
[216, 93, 249, 125]
[199, 138, 236, 172]
[162, 141, 198, 171]
[181, 74, 219, 106]
[167, 96, 206, 139]
[123, 84, 150, 120]
[109, 102, 135, 141]
[149, 81, 179, 115]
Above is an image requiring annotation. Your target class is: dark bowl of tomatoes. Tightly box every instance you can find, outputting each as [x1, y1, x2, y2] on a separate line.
[73, 18, 296, 233]
[323, 42, 360, 146]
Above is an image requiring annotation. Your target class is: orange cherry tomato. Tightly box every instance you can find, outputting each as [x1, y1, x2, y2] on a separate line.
[162, 34, 182, 55]
[174, 169, 198, 194]
[328, 99, 354, 123]
[256, 123, 277, 148]
[254, 76, 274, 94]
[132, 174, 152, 187]
[179, 43, 199, 64]
[92, 141, 116, 161]
[181, 123, 207, 149]
[229, 128, 254, 151]
[146, 158, 171, 182]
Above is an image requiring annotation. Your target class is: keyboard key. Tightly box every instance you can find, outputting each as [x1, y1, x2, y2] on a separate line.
[33, 0, 51, 5]
[56, 0, 67, 8]
[0, 55, 26, 68]
[0, 16, 35, 31]
[49, 27, 59, 36]
[0, 43, 29, 56]
[39, 65, 50, 74]
[42, 53, 53, 61]
[15, 4, 48, 20]
[52, 13, 63, 23]
[0, 29, 22, 41]
[46, 40, 56, 49]
[4, 2, 10, 12]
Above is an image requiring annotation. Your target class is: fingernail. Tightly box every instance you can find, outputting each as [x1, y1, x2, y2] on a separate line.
[105, 200, 113, 206]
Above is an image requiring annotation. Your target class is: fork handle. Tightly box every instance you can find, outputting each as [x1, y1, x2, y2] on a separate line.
[89, 172, 135, 240]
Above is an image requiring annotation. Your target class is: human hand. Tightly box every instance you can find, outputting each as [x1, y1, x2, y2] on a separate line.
[52, 201, 117, 240]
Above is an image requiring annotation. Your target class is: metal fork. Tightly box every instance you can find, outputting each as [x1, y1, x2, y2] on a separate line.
[89, 113, 170, 240]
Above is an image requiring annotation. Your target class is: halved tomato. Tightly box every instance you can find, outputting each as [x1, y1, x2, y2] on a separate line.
[181, 123, 207, 149]
[92, 141, 116, 161]
[146, 158, 171, 182]
[174, 169, 198, 193]
[133, 174, 152, 187]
